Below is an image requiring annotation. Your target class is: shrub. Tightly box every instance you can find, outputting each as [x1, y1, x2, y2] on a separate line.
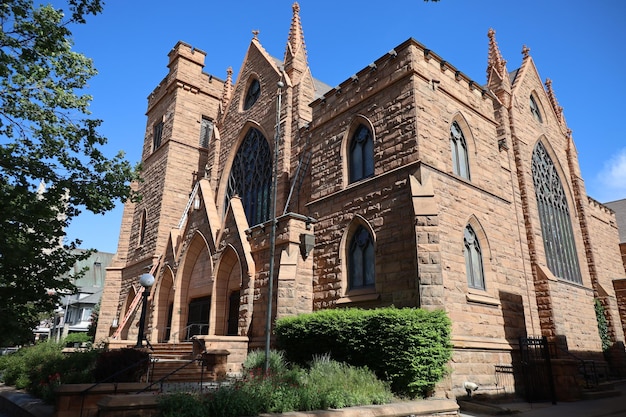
[0, 341, 64, 389]
[275, 307, 453, 398]
[242, 349, 288, 375]
[304, 355, 393, 409]
[158, 350, 393, 417]
[63, 333, 92, 347]
[0, 341, 99, 403]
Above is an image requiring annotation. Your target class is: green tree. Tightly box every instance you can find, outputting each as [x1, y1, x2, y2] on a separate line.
[0, 0, 136, 345]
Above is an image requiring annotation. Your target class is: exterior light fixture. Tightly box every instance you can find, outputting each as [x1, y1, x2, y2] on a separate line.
[136, 273, 155, 348]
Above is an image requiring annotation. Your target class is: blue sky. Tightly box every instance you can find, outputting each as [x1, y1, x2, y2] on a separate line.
[62, 0, 626, 253]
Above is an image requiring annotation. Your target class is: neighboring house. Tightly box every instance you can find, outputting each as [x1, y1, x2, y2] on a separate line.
[96, 3, 626, 399]
[35, 250, 114, 341]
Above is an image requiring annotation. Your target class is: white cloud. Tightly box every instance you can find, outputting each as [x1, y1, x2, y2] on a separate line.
[597, 147, 626, 202]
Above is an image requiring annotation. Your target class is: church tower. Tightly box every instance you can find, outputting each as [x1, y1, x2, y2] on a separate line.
[96, 42, 225, 342]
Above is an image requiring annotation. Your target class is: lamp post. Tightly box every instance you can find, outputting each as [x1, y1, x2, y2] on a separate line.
[136, 273, 155, 348]
[264, 79, 284, 373]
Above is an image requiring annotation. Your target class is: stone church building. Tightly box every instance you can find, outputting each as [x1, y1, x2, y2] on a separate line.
[96, 3, 626, 397]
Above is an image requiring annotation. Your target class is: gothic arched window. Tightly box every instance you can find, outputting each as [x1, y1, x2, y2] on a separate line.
[530, 95, 543, 123]
[464, 225, 485, 290]
[348, 225, 375, 290]
[450, 121, 470, 180]
[139, 209, 147, 246]
[348, 124, 374, 183]
[225, 128, 272, 226]
[243, 78, 261, 110]
[532, 142, 582, 283]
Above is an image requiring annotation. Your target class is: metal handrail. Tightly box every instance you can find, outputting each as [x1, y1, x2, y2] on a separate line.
[138, 340, 207, 394]
[169, 323, 209, 343]
[552, 342, 604, 389]
[79, 355, 152, 417]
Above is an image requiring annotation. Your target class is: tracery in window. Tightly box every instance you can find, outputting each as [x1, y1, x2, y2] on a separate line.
[348, 225, 375, 290]
[532, 142, 581, 283]
[348, 124, 374, 183]
[464, 225, 485, 290]
[225, 128, 272, 226]
[243, 78, 261, 110]
[530, 95, 543, 123]
[450, 121, 470, 179]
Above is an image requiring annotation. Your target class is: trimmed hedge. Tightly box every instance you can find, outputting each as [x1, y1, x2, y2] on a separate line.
[275, 307, 452, 398]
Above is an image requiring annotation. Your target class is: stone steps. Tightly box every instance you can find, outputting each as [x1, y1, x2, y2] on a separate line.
[149, 358, 207, 383]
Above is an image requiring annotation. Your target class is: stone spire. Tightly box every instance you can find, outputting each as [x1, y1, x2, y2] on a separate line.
[486, 28, 511, 108]
[220, 67, 233, 117]
[545, 78, 564, 125]
[219, 67, 233, 117]
[487, 28, 507, 82]
[284, 2, 308, 84]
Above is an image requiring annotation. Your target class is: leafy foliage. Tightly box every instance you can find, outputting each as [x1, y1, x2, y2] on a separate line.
[594, 298, 611, 352]
[242, 349, 288, 375]
[0, 339, 100, 403]
[0, 0, 137, 345]
[158, 352, 393, 417]
[274, 307, 453, 398]
[63, 332, 92, 346]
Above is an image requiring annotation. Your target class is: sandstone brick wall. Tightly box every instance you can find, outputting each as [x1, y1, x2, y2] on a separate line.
[507, 55, 604, 354]
[584, 198, 626, 344]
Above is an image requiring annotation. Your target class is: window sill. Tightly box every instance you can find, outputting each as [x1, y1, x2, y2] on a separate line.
[466, 292, 500, 306]
[337, 293, 380, 305]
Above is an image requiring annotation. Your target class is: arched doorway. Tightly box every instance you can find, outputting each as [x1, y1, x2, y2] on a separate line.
[213, 246, 242, 336]
[174, 233, 213, 341]
[154, 268, 174, 342]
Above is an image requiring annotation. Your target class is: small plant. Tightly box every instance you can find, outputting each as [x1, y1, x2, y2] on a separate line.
[158, 350, 393, 417]
[242, 349, 288, 375]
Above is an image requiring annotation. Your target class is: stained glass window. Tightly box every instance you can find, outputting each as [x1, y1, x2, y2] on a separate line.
[349, 124, 374, 183]
[348, 226, 375, 290]
[450, 121, 470, 179]
[532, 142, 582, 283]
[243, 79, 261, 110]
[225, 128, 272, 226]
[464, 225, 485, 290]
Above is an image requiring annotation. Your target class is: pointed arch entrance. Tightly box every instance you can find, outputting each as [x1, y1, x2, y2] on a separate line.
[212, 245, 243, 336]
[154, 267, 175, 342]
[173, 233, 214, 341]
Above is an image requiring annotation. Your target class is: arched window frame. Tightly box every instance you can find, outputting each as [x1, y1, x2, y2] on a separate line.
[531, 141, 582, 283]
[347, 123, 375, 184]
[224, 127, 272, 226]
[450, 121, 470, 180]
[139, 209, 147, 246]
[243, 78, 261, 110]
[347, 224, 376, 291]
[530, 94, 543, 123]
[464, 224, 485, 290]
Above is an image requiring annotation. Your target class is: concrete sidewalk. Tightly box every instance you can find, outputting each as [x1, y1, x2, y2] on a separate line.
[460, 380, 626, 417]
